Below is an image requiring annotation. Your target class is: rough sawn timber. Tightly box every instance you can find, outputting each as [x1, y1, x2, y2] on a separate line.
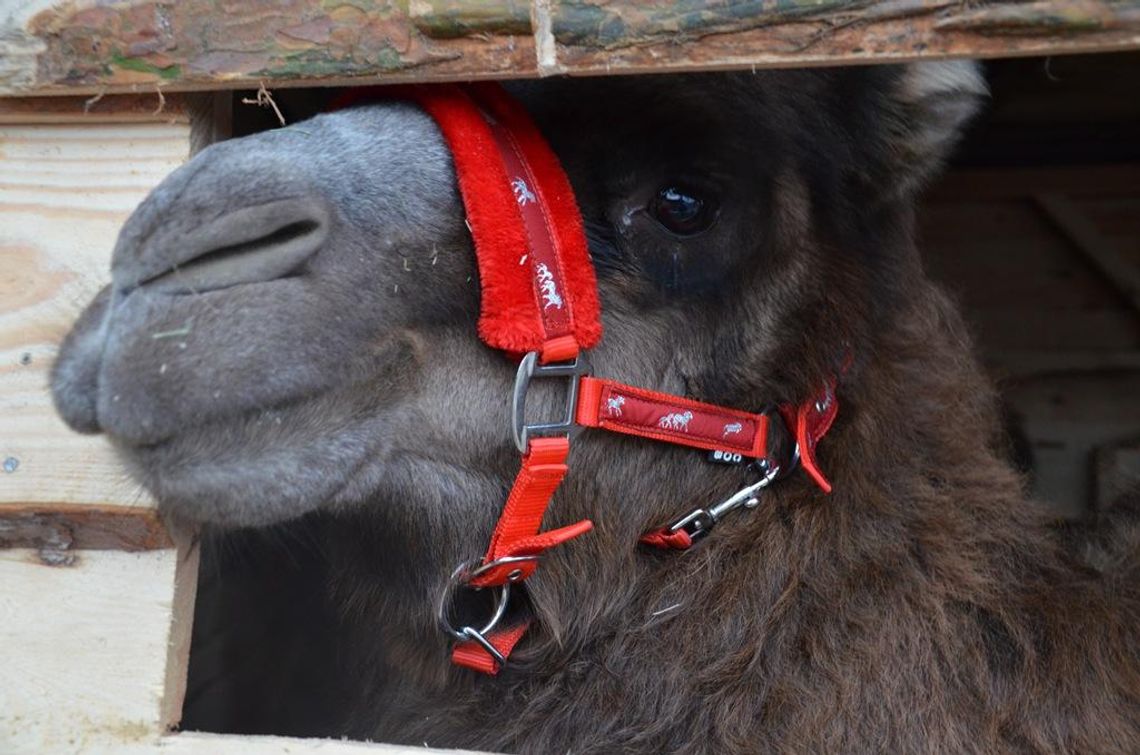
[0, 1, 1138, 97]
[0, 94, 195, 550]
[0, 541, 199, 752]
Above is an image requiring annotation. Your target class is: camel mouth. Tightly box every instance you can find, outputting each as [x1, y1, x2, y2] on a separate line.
[114, 392, 394, 528]
[139, 218, 323, 296]
[116, 197, 331, 296]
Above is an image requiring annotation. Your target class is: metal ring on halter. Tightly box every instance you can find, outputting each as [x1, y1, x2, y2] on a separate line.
[436, 555, 538, 643]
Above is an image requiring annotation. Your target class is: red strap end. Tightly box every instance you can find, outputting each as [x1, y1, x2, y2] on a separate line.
[639, 527, 693, 550]
[452, 623, 530, 675]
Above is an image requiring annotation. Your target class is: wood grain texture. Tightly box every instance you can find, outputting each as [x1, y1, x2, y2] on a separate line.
[0, 0, 538, 97]
[0, 504, 173, 551]
[0, 115, 191, 519]
[0, 544, 198, 753]
[114, 731, 491, 753]
[550, 0, 1140, 74]
[1034, 193, 1140, 315]
[0, 1, 1138, 96]
[0, 93, 189, 124]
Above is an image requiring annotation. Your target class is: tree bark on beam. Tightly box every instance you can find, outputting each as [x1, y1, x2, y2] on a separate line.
[0, 1, 1137, 96]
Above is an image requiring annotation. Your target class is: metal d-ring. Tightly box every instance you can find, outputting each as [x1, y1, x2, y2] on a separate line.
[437, 554, 540, 645]
[437, 559, 511, 643]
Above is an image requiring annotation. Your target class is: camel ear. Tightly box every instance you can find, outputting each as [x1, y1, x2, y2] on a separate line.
[887, 60, 988, 196]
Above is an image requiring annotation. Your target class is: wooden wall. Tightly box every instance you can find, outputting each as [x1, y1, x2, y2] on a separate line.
[0, 95, 198, 752]
[920, 53, 1140, 516]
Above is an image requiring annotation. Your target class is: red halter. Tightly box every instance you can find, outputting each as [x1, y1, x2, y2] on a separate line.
[334, 84, 839, 674]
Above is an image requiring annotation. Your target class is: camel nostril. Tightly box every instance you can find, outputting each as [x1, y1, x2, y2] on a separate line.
[134, 198, 330, 295]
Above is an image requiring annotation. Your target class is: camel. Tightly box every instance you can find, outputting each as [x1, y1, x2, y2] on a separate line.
[51, 62, 1140, 752]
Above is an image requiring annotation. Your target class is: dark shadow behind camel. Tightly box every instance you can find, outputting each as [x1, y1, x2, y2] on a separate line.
[52, 64, 1140, 752]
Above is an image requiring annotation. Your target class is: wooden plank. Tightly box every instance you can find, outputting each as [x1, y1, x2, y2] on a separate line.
[1094, 436, 1140, 509]
[0, 0, 538, 97]
[0, 111, 191, 526]
[1004, 372, 1140, 516]
[1034, 193, 1140, 315]
[0, 541, 199, 753]
[161, 533, 200, 736]
[925, 163, 1140, 202]
[986, 350, 1140, 379]
[0, 93, 189, 124]
[0, 1, 1138, 96]
[115, 731, 490, 753]
[549, 0, 1140, 75]
[0, 504, 173, 551]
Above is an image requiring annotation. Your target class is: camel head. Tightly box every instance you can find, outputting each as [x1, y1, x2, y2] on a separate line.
[51, 64, 985, 544]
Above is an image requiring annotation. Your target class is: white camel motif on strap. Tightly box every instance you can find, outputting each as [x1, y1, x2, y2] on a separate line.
[606, 396, 626, 417]
[511, 177, 536, 206]
[658, 411, 693, 432]
[535, 263, 564, 310]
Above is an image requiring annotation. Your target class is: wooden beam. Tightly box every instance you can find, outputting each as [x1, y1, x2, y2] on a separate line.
[550, 0, 1140, 75]
[131, 731, 490, 753]
[0, 1, 1138, 97]
[0, 504, 173, 552]
[0, 93, 189, 124]
[986, 350, 1140, 380]
[1034, 193, 1140, 316]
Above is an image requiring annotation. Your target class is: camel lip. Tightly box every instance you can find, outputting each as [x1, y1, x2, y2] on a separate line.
[128, 414, 393, 529]
[114, 197, 330, 294]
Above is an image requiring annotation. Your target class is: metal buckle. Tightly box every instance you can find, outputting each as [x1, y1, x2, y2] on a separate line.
[436, 555, 539, 668]
[511, 350, 591, 453]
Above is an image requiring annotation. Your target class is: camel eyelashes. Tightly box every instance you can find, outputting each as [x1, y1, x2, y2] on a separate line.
[650, 185, 719, 236]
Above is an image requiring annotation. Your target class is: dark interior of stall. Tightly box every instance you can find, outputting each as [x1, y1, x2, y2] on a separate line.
[179, 52, 1140, 738]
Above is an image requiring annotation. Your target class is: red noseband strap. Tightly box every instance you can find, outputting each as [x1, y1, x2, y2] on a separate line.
[576, 377, 771, 457]
[334, 84, 841, 675]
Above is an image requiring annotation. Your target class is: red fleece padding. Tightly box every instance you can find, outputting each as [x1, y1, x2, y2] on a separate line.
[331, 84, 602, 355]
[465, 83, 603, 351]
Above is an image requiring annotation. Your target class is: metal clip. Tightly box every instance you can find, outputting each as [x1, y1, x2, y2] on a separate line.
[667, 461, 782, 542]
[666, 406, 800, 543]
[511, 350, 591, 453]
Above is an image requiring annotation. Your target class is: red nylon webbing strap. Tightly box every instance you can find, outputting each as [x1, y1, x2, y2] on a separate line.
[576, 377, 770, 458]
[780, 380, 839, 494]
[452, 622, 530, 675]
[473, 98, 576, 360]
[455, 436, 591, 673]
[469, 437, 593, 589]
[639, 380, 841, 551]
[638, 527, 693, 550]
[336, 85, 602, 672]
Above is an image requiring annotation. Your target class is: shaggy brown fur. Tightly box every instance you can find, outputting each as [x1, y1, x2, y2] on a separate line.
[52, 63, 1139, 752]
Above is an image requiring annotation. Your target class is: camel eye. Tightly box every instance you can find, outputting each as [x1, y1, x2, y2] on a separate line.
[650, 186, 717, 236]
